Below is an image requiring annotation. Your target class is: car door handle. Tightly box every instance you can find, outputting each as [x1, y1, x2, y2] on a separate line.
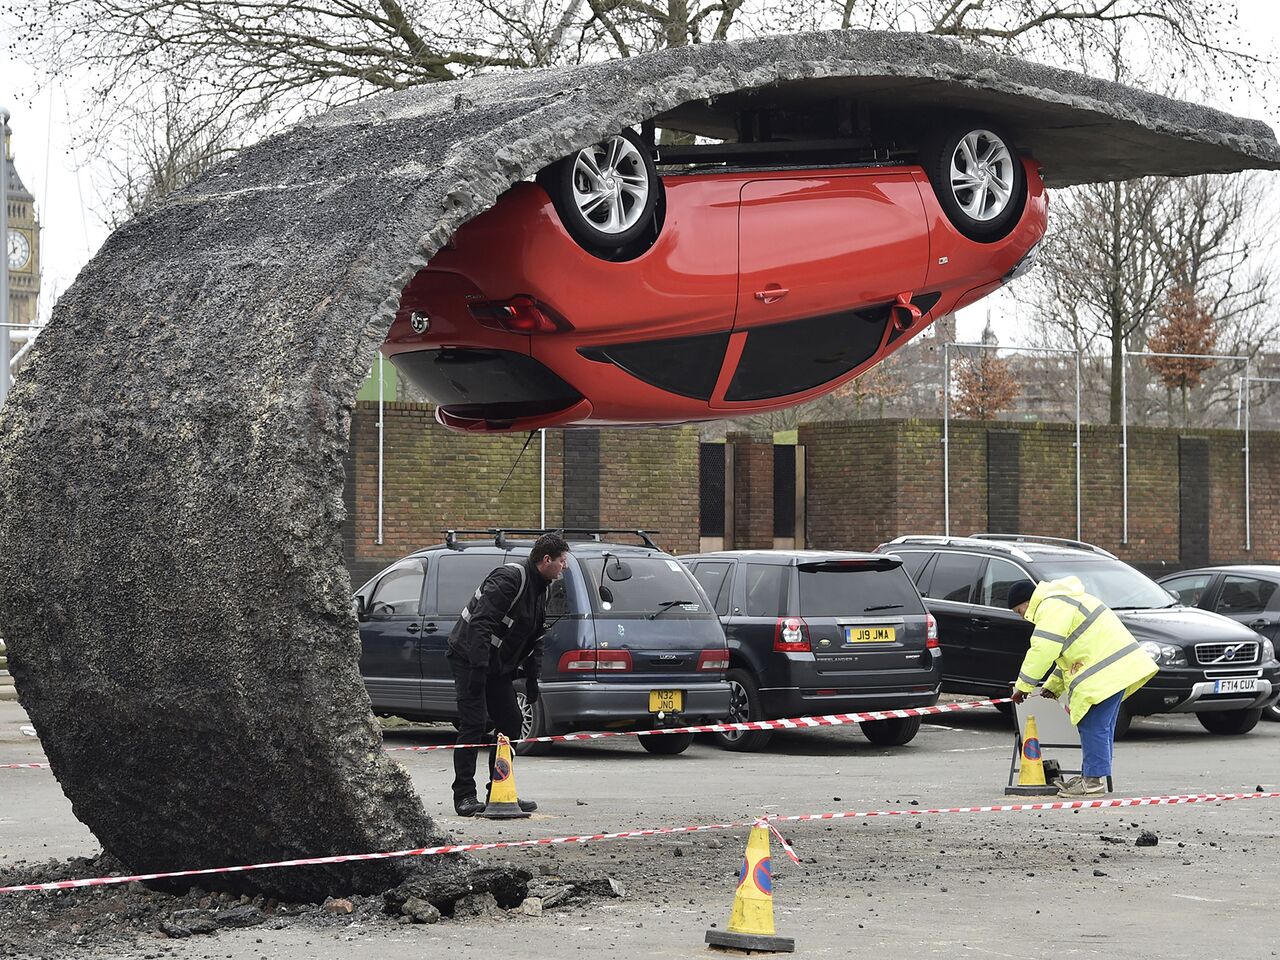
[754, 286, 789, 303]
[421, 623, 439, 634]
[406, 623, 421, 634]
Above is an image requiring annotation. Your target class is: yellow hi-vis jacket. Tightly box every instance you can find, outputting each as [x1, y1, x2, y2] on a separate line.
[1014, 577, 1158, 725]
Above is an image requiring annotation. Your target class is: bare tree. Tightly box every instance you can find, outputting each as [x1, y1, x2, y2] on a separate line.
[951, 352, 1020, 420]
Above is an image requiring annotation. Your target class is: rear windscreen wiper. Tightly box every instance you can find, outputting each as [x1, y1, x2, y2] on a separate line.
[863, 603, 904, 612]
[649, 600, 697, 620]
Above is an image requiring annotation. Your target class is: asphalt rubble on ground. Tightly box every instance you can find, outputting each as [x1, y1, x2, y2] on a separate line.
[0, 852, 624, 959]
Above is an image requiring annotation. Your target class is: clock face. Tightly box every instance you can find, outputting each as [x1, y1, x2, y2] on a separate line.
[7, 230, 30, 271]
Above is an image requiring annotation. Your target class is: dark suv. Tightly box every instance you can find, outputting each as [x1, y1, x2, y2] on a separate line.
[678, 550, 942, 751]
[353, 530, 732, 756]
[874, 534, 1280, 736]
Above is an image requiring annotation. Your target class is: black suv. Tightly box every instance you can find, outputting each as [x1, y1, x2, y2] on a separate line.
[353, 530, 732, 756]
[874, 534, 1280, 736]
[678, 550, 941, 750]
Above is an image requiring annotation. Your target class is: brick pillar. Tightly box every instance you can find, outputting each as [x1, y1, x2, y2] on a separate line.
[727, 432, 774, 549]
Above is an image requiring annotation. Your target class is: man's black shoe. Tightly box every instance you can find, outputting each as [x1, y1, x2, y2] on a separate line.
[455, 797, 486, 817]
[518, 798, 538, 813]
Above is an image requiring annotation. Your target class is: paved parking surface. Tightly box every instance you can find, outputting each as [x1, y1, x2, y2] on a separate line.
[2, 699, 1277, 959]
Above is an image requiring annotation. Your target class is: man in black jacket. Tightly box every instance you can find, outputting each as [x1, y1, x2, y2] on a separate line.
[447, 533, 570, 816]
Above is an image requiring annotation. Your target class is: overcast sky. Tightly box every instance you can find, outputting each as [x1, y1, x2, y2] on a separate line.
[2, 2, 1279, 337]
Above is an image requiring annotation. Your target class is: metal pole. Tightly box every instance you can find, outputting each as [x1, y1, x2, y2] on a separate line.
[1075, 350, 1082, 541]
[1120, 347, 1128, 545]
[1244, 369, 1251, 552]
[376, 354, 384, 545]
[1236, 376, 1243, 430]
[942, 343, 950, 536]
[540, 428, 546, 529]
[0, 108, 11, 409]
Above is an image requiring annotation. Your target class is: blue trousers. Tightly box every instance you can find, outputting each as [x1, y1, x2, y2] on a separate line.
[1077, 690, 1124, 777]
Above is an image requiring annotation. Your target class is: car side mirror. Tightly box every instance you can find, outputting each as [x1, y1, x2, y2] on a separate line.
[352, 595, 368, 621]
[606, 560, 633, 582]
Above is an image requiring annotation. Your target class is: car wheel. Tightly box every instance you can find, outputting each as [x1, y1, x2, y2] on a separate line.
[1263, 700, 1280, 722]
[639, 732, 694, 755]
[1196, 708, 1263, 736]
[540, 128, 660, 257]
[513, 682, 552, 757]
[858, 715, 923, 747]
[922, 121, 1027, 243]
[1112, 703, 1133, 740]
[712, 669, 773, 752]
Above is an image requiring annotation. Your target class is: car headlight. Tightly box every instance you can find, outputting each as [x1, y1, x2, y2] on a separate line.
[1138, 640, 1186, 667]
[1262, 638, 1276, 664]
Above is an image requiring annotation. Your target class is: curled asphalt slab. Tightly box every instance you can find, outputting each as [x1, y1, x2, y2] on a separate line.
[0, 29, 1275, 900]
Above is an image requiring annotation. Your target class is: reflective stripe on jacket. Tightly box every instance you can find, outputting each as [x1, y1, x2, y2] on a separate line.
[1014, 576, 1157, 725]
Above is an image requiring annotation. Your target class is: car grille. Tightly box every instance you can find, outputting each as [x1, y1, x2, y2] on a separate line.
[1194, 641, 1259, 666]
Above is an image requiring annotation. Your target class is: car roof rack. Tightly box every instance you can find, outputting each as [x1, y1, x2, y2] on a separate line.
[443, 528, 663, 551]
[969, 533, 1117, 559]
[880, 534, 1034, 562]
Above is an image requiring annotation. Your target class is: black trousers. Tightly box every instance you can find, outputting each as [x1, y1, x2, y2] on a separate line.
[449, 654, 524, 803]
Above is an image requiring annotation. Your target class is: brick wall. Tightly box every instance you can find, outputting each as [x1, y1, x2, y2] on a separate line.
[727, 432, 774, 549]
[800, 418, 1280, 570]
[345, 403, 699, 583]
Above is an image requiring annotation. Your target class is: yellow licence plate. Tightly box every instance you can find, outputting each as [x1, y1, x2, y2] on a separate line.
[846, 626, 896, 644]
[649, 690, 683, 712]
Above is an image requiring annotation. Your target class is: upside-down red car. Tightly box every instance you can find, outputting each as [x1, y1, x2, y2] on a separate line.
[384, 112, 1048, 433]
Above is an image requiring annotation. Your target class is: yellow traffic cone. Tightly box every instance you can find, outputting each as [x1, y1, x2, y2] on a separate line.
[1018, 715, 1047, 787]
[478, 734, 531, 820]
[705, 824, 795, 953]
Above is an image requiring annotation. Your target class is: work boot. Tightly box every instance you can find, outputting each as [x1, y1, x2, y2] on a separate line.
[1053, 774, 1082, 790]
[518, 798, 538, 813]
[1057, 776, 1107, 799]
[454, 796, 487, 817]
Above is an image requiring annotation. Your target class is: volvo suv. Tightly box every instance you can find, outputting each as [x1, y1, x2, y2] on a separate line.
[873, 534, 1280, 736]
[353, 529, 732, 755]
[679, 550, 942, 751]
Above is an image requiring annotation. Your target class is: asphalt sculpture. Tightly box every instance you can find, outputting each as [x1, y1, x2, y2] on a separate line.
[0, 30, 1276, 902]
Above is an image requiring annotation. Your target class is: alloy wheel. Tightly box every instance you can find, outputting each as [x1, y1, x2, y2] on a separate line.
[949, 129, 1015, 222]
[571, 135, 651, 235]
[515, 691, 535, 742]
[719, 678, 750, 743]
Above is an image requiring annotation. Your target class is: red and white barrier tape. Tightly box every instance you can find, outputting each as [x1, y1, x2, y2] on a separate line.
[386, 697, 1013, 752]
[0, 762, 50, 769]
[1, 791, 1274, 894]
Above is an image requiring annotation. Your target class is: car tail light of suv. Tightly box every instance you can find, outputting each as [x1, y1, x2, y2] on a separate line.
[773, 617, 811, 653]
[557, 649, 633, 673]
[697, 650, 731, 672]
[469, 295, 573, 334]
[925, 613, 940, 649]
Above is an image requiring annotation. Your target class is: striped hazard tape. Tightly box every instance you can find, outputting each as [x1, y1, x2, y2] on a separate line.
[0, 792, 1275, 893]
[3, 698, 1011, 769]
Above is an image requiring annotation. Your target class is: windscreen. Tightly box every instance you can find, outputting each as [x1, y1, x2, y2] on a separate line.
[581, 556, 711, 617]
[1034, 559, 1175, 610]
[798, 563, 925, 617]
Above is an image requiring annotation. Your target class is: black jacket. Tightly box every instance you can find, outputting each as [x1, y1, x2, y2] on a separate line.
[447, 558, 548, 678]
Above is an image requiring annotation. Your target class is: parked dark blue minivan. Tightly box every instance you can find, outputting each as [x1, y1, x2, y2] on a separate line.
[353, 530, 732, 755]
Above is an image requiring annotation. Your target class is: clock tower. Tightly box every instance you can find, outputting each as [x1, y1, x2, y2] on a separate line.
[5, 123, 41, 330]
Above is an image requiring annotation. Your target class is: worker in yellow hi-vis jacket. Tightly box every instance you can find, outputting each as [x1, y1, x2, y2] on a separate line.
[1005, 577, 1157, 798]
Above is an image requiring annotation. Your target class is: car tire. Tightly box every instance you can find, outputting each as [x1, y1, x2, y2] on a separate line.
[513, 682, 553, 757]
[712, 669, 773, 752]
[1112, 703, 1133, 740]
[922, 121, 1027, 243]
[1263, 700, 1280, 722]
[540, 128, 661, 258]
[1196, 707, 1263, 736]
[639, 732, 694, 755]
[859, 715, 923, 747]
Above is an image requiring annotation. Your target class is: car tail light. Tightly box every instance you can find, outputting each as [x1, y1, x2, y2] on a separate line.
[468, 295, 572, 334]
[925, 613, 940, 650]
[697, 649, 730, 672]
[773, 617, 811, 653]
[557, 649, 633, 673]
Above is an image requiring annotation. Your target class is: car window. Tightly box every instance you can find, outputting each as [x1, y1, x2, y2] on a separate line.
[691, 561, 735, 617]
[798, 564, 925, 617]
[435, 553, 508, 615]
[546, 577, 569, 617]
[743, 563, 790, 618]
[369, 562, 427, 616]
[894, 551, 932, 584]
[1160, 573, 1213, 606]
[924, 553, 980, 603]
[1034, 559, 1174, 609]
[979, 557, 1027, 608]
[580, 556, 709, 617]
[1215, 575, 1277, 616]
